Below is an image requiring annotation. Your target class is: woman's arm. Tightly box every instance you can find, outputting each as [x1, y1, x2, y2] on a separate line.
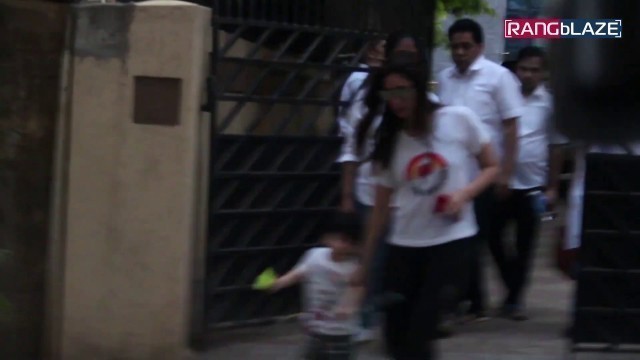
[341, 162, 357, 211]
[444, 143, 499, 216]
[461, 143, 500, 201]
[354, 184, 393, 285]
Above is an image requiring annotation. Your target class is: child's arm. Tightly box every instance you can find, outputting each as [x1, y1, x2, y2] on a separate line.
[333, 284, 366, 320]
[270, 268, 305, 293]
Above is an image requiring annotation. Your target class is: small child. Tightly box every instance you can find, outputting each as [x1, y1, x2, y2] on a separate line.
[269, 212, 365, 360]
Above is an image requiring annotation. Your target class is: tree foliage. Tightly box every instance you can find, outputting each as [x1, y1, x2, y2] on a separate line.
[434, 0, 496, 46]
[439, 0, 496, 15]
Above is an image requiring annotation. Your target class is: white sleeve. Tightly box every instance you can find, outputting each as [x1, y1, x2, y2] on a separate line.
[336, 85, 353, 139]
[294, 248, 318, 275]
[459, 107, 491, 154]
[336, 92, 367, 163]
[495, 70, 524, 120]
[337, 74, 365, 137]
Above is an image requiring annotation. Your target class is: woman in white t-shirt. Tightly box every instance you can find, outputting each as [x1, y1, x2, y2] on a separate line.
[352, 64, 499, 359]
[337, 35, 438, 342]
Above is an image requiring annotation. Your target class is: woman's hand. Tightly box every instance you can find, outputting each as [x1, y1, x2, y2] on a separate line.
[443, 191, 468, 217]
[435, 190, 470, 218]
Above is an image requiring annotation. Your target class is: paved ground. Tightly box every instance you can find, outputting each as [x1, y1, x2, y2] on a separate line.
[198, 220, 635, 360]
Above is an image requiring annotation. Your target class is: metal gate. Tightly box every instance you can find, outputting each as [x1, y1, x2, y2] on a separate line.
[571, 152, 640, 355]
[201, 0, 435, 333]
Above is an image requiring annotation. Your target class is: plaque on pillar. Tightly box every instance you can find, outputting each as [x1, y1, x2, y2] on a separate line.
[133, 76, 182, 126]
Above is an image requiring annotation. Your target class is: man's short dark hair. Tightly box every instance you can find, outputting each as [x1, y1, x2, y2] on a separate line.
[322, 212, 363, 245]
[516, 46, 547, 67]
[448, 18, 484, 44]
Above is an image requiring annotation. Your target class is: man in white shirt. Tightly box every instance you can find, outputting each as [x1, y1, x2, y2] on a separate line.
[336, 38, 385, 139]
[494, 46, 563, 320]
[437, 18, 524, 320]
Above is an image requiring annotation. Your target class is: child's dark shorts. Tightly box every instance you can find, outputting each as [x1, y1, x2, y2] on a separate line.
[302, 333, 355, 360]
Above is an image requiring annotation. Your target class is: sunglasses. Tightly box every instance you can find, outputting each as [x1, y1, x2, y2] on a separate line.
[379, 87, 416, 100]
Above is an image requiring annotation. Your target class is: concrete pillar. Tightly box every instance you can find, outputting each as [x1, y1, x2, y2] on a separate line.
[49, 1, 210, 359]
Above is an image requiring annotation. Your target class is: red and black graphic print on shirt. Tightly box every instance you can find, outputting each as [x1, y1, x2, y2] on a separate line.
[405, 152, 449, 195]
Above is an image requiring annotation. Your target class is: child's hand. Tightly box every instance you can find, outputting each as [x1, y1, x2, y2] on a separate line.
[257, 267, 303, 293]
[253, 267, 279, 291]
[268, 279, 283, 293]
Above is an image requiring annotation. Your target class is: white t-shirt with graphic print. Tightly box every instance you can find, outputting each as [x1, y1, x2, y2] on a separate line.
[376, 106, 491, 248]
[337, 90, 441, 207]
[294, 247, 359, 335]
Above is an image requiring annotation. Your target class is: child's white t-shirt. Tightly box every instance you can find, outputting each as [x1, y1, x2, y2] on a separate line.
[377, 106, 491, 247]
[294, 247, 359, 336]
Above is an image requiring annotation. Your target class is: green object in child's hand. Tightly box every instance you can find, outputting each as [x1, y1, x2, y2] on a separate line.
[252, 267, 278, 290]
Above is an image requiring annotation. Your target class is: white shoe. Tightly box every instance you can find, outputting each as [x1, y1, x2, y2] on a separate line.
[354, 328, 375, 343]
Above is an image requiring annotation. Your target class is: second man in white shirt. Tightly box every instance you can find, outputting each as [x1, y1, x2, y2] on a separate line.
[497, 46, 564, 320]
[437, 18, 524, 320]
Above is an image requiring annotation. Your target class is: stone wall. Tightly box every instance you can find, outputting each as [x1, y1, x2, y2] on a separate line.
[0, 0, 69, 358]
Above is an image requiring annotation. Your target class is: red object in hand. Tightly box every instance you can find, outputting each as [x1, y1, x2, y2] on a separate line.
[434, 194, 450, 213]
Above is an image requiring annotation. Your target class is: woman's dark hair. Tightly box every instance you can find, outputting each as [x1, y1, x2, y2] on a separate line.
[356, 30, 426, 95]
[355, 51, 424, 156]
[358, 63, 440, 170]
[385, 30, 427, 64]
[353, 31, 429, 165]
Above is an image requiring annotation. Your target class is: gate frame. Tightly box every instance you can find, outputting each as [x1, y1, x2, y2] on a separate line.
[193, 0, 436, 348]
